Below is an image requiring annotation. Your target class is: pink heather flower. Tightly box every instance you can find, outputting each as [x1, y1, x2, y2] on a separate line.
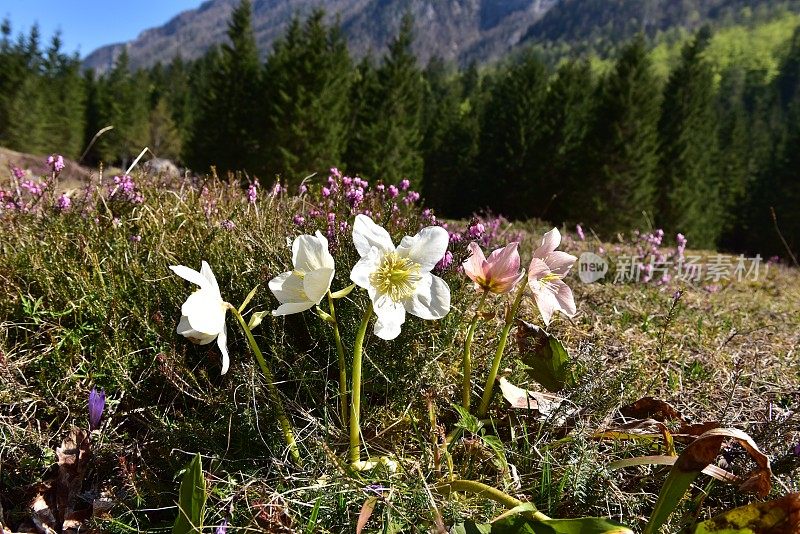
[298, 184, 308, 194]
[130, 234, 142, 242]
[327, 212, 336, 222]
[468, 222, 485, 239]
[56, 193, 71, 211]
[342, 176, 353, 187]
[221, 219, 236, 231]
[330, 167, 342, 180]
[11, 166, 24, 180]
[388, 185, 399, 198]
[21, 179, 44, 196]
[321, 186, 331, 198]
[449, 232, 463, 243]
[47, 154, 65, 174]
[527, 228, 577, 326]
[399, 179, 410, 191]
[293, 214, 305, 226]
[376, 184, 385, 192]
[271, 182, 282, 196]
[247, 181, 258, 204]
[576, 224, 585, 241]
[404, 191, 420, 204]
[436, 250, 453, 271]
[463, 242, 523, 294]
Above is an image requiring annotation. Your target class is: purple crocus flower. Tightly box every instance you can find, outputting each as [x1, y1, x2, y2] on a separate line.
[89, 387, 106, 431]
[215, 518, 228, 534]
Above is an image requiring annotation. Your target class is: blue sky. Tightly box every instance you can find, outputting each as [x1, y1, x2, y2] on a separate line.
[2, 1, 202, 57]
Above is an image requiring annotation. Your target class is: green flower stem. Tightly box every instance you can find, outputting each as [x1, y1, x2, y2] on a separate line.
[462, 292, 488, 410]
[477, 281, 527, 417]
[434, 479, 551, 521]
[327, 291, 348, 426]
[227, 305, 302, 466]
[349, 300, 373, 464]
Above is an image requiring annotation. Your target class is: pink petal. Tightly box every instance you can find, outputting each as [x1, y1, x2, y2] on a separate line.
[533, 287, 559, 326]
[486, 242, 521, 281]
[533, 228, 561, 259]
[551, 279, 577, 317]
[463, 242, 488, 284]
[527, 257, 550, 282]
[545, 251, 577, 276]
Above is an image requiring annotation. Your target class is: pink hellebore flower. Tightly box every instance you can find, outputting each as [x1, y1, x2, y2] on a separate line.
[527, 228, 577, 326]
[463, 242, 523, 294]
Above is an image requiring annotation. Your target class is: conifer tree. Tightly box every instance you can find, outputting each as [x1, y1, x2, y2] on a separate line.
[657, 26, 723, 248]
[265, 11, 352, 183]
[420, 58, 481, 216]
[584, 36, 661, 235]
[476, 51, 550, 218]
[344, 14, 423, 186]
[186, 0, 263, 175]
[541, 59, 596, 225]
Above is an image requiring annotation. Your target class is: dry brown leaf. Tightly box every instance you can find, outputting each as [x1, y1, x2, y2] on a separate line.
[620, 397, 684, 423]
[498, 377, 566, 416]
[675, 427, 772, 497]
[28, 428, 93, 534]
[356, 496, 378, 534]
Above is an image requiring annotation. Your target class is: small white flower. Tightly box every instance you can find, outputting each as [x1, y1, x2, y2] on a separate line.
[269, 231, 335, 315]
[350, 215, 450, 340]
[527, 228, 577, 326]
[169, 261, 230, 374]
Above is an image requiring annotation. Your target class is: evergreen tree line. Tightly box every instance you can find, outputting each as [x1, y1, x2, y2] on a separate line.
[1, 1, 798, 255]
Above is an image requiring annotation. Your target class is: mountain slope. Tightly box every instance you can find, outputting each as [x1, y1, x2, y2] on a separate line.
[83, 0, 800, 72]
[83, 0, 558, 72]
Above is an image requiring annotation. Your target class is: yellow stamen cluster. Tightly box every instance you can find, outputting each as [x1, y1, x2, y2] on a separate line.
[370, 252, 422, 302]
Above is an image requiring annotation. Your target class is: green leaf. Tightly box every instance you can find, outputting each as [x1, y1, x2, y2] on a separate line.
[173, 453, 206, 534]
[451, 516, 633, 534]
[452, 404, 483, 434]
[330, 284, 355, 299]
[516, 320, 573, 392]
[693, 493, 800, 533]
[480, 434, 508, 473]
[238, 284, 259, 313]
[248, 310, 269, 330]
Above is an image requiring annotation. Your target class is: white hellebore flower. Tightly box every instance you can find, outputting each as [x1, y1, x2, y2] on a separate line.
[350, 214, 451, 340]
[269, 231, 335, 315]
[169, 261, 230, 374]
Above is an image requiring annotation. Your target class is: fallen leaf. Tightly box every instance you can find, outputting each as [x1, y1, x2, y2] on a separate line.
[498, 377, 566, 416]
[694, 493, 800, 533]
[356, 496, 378, 534]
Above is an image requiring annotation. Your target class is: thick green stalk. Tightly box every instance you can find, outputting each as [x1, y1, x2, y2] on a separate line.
[434, 479, 551, 521]
[349, 301, 373, 464]
[327, 291, 348, 426]
[462, 292, 488, 410]
[228, 305, 302, 466]
[477, 282, 527, 417]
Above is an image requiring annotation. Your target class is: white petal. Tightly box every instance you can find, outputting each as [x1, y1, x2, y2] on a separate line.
[292, 232, 335, 272]
[268, 272, 305, 304]
[273, 301, 315, 316]
[170, 265, 209, 289]
[217, 322, 229, 375]
[176, 315, 217, 345]
[373, 297, 406, 340]
[352, 214, 395, 257]
[350, 249, 380, 289]
[181, 289, 225, 335]
[303, 267, 334, 305]
[200, 261, 219, 292]
[396, 225, 449, 272]
[534, 228, 561, 259]
[404, 273, 450, 319]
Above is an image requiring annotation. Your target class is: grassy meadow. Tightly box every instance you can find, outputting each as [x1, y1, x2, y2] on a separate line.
[0, 165, 799, 533]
